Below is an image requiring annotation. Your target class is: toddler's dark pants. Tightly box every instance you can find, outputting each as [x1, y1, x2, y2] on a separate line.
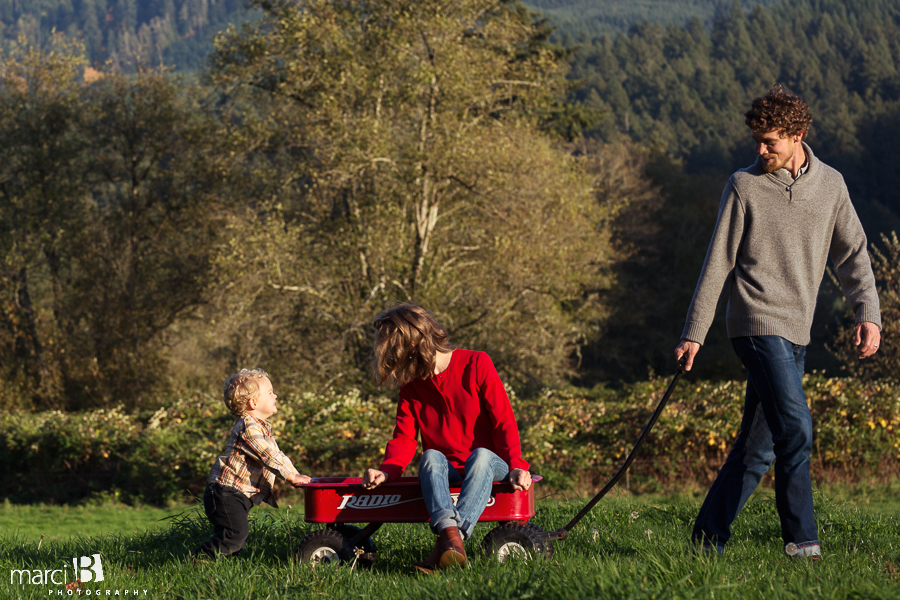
[193, 483, 253, 558]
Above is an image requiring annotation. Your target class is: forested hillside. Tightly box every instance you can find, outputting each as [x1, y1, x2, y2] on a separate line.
[0, 0, 258, 70]
[529, 0, 781, 40]
[0, 1, 780, 70]
[567, 0, 900, 381]
[1, 0, 898, 411]
[573, 0, 900, 209]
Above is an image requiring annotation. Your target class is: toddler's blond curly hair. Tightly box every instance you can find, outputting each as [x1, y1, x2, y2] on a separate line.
[223, 368, 269, 417]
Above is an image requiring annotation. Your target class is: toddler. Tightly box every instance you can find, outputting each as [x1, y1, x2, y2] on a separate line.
[193, 369, 310, 558]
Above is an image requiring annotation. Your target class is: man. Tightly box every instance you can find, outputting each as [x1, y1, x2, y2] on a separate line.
[674, 85, 881, 560]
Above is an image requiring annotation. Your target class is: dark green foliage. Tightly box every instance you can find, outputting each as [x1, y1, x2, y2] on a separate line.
[569, 0, 900, 381]
[579, 150, 745, 383]
[828, 232, 900, 381]
[0, 42, 236, 410]
[572, 0, 900, 233]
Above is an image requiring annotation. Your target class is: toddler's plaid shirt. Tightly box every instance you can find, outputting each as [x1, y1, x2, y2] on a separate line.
[208, 414, 299, 507]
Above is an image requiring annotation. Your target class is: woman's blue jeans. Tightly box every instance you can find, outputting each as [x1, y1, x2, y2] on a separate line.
[692, 336, 819, 554]
[419, 448, 510, 540]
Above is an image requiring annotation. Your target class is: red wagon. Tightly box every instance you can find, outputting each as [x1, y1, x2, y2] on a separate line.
[295, 363, 687, 568]
[296, 475, 552, 566]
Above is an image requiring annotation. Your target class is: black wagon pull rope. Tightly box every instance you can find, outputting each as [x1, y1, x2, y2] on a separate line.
[547, 360, 687, 540]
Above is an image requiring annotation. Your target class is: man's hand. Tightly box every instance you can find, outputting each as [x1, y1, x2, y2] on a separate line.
[855, 322, 881, 359]
[674, 340, 701, 372]
[288, 473, 312, 487]
[363, 468, 386, 490]
[509, 468, 532, 491]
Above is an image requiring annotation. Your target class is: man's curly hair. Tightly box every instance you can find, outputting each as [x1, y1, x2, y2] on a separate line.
[745, 84, 813, 139]
[223, 368, 269, 417]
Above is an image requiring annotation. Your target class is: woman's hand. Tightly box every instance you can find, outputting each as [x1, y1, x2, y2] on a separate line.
[363, 468, 386, 490]
[509, 468, 532, 491]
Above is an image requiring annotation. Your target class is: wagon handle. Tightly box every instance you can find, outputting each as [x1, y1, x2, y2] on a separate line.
[550, 358, 687, 539]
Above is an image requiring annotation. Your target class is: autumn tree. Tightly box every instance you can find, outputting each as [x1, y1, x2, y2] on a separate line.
[0, 37, 233, 409]
[0, 37, 88, 408]
[205, 0, 626, 387]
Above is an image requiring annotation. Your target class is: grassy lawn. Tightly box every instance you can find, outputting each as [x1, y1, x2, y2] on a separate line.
[2, 485, 899, 599]
[815, 480, 900, 514]
[0, 500, 193, 543]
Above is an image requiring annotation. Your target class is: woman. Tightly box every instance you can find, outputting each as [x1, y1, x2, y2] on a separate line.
[362, 303, 531, 573]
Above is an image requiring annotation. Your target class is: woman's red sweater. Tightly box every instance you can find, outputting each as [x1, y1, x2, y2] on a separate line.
[378, 348, 529, 481]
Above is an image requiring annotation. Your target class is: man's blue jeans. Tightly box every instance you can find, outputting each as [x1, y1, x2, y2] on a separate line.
[419, 448, 510, 540]
[692, 336, 819, 554]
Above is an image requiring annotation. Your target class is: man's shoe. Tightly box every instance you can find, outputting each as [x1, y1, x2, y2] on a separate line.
[438, 526, 466, 569]
[786, 542, 822, 560]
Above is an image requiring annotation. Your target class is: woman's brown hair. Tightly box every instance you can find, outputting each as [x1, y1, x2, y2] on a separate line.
[372, 303, 453, 388]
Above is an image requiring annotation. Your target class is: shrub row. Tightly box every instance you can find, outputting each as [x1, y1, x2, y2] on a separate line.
[518, 374, 900, 492]
[1, 375, 897, 505]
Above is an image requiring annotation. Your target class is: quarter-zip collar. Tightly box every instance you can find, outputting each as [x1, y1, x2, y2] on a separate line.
[760, 142, 816, 202]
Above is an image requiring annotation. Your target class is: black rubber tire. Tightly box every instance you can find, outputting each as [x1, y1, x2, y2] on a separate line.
[481, 523, 550, 562]
[332, 524, 378, 568]
[296, 529, 348, 566]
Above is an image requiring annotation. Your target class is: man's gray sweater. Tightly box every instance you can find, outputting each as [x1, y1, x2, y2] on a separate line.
[682, 143, 881, 346]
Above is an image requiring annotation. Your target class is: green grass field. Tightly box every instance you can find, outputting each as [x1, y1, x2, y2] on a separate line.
[2, 486, 899, 599]
[0, 499, 192, 544]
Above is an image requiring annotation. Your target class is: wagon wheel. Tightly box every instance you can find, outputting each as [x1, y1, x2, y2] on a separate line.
[332, 524, 378, 568]
[296, 529, 347, 566]
[482, 523, 551, 562]
[296, 525, 378, 568]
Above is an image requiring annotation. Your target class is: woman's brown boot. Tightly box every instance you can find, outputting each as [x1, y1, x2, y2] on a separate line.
[412, 537, 443, 574]
[438, 526, 467, 568]
[413, 526, 467, 573]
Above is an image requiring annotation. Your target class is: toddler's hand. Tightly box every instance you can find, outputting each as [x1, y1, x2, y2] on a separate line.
[290, 473, 312, 487]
